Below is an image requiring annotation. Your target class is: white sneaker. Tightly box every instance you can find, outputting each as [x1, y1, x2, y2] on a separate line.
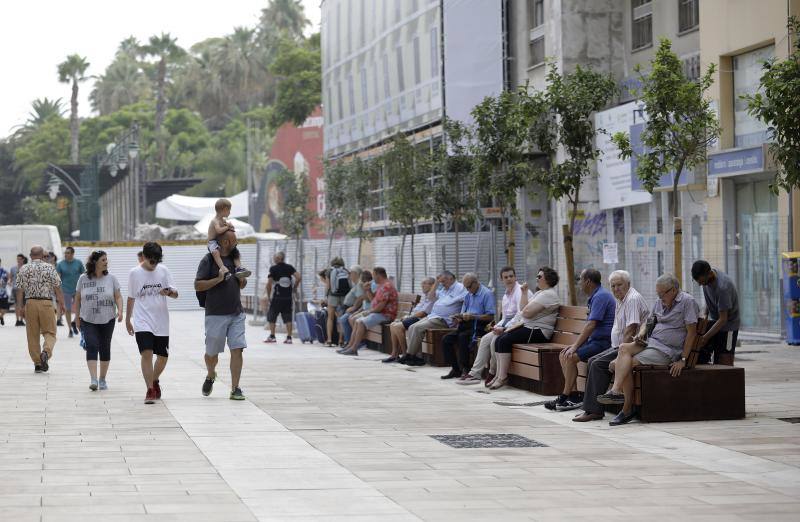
[98, 379, 108, 390]
[89, 379, 98, 391]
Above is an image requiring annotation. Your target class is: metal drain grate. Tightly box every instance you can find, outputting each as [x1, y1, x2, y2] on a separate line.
[778, 417, 800, 424]
[494, 400, 549, 407]
[430, 433, 547, 448]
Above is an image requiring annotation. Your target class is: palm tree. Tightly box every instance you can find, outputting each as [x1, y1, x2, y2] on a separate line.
[90, 56, 152, 115]
[259, 0, 309, 42]
[57, 54, 90, 163]
[28, 98, 65, 126]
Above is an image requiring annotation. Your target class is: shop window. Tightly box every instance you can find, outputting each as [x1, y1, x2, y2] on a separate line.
[632, 0, 653, 51]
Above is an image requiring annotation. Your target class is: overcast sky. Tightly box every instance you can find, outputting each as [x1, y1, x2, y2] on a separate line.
[0, 0, 321, 137]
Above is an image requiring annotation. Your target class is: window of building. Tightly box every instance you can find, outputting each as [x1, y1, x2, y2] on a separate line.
[529, 37, 545, 67]
[413, 36, 421, 85]
[361, 66, 369, 110]
[528, 0, 544, 29]
[336, 80, 344, 120]
[430, 26, 440, 78]
[733, 45, 775, 147]
[382, 53, 391, 99]
[396, 45, 405, 92]
[336, 2, 341, 61]
[347, 74, 356, 116]
[681, 52, 700, 82]
[632, 0, 653, 51]
[678, 0, 699, 33]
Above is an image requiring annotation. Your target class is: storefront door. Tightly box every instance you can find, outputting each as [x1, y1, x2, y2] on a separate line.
[736, 180, 780, 332]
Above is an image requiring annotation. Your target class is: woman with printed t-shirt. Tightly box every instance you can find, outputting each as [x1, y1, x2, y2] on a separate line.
[74, 251, 123, 391]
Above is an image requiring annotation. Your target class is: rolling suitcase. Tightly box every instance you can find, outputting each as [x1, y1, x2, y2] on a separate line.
[295, 312, 317, 344]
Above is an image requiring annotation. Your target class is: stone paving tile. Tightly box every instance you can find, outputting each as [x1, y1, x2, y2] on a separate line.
[1, 311, 799, 521]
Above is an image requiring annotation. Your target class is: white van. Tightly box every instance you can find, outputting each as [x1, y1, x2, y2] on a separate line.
[0, 225, 63, 269]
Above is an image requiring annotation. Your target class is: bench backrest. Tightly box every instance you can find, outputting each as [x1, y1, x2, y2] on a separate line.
[550, 305, 588, 345]
[397, 293, 420, 317]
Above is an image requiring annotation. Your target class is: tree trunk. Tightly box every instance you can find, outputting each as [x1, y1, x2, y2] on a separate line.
[454, 216, 460, 278]
[410, 228, 415, 292]
[70, 80, 79, 163]
[155, 58, 167, 177]
[327, 228, 334, 263]
[356, 214, 365, 264]
[564, 194, 581, 306]
[398, 231, 407, 291]
[672, 160, 686, 287]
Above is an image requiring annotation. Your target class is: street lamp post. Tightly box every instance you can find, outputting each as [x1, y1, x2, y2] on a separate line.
[78, 124, 139, 241]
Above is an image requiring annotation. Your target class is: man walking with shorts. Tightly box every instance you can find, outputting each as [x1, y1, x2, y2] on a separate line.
[195, 230, 248, 400]
[262, 251, 300, 344]
[126, 242, 178, 404]
[16, 246, 65, 372]
[56, 246, 85, 337]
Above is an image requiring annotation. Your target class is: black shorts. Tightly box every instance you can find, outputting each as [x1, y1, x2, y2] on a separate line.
[698, 330, 738, 365]
[135, 331, 169, 357]
[0, 297, 8, 311]
[267, 299, 292, 324]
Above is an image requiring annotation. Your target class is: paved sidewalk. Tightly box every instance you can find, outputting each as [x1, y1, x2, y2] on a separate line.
[0, 311, 798, 521]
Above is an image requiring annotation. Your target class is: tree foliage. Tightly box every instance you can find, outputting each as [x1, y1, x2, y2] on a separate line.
[275, 167, 314, 239]
[611, 38, 719, 203]
[429, 118, 478, 229]
[744, 16, 800, 193]
[58, 54, 90, 163]
[383, 133, 431, 232]
[269, 33, 321, 127]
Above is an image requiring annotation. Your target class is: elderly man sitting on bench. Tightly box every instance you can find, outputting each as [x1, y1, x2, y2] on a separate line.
[597, 273, 699, 426]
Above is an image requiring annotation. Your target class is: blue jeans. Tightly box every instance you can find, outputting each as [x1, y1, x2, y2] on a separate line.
[338, 312, 354, 344]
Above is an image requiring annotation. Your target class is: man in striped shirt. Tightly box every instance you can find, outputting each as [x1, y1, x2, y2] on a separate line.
[573, 270, 648, 423]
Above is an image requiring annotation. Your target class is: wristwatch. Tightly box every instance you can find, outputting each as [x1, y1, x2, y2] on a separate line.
[679, 356, 687, 363]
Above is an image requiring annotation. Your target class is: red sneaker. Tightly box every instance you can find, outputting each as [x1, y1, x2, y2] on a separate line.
[144, 388, 157, 404]
[154, 379, 161, 399]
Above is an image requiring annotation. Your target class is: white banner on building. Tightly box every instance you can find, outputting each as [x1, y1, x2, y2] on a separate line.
[595, 102, 652, 210]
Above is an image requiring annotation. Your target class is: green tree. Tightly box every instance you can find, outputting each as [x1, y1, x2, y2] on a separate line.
[322, 159, 350, 259]
[744, 16, 800, 194]
[529, 63, 618, 305]
[141, 33, 186, 175]
[275, 167, 314, 277]
[21, 196, 70, 237]
[11, 116, 70, 192]
[470, 86, 539, 267]
[57, 54, 90, 163]
[27, 98, 65, 126]
[612, 38, 719, 285]
[90, 37, 152, 115]
[269, 33, 321, 127]
[259, 0, 309, 43]
[430, 118, 478, 276]
[344, 157, 376, 261]
[383, 133, 431, 290]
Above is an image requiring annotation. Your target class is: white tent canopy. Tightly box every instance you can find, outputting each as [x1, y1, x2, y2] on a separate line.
[194, 213, 255, 238]
[156, 191, 249, 221]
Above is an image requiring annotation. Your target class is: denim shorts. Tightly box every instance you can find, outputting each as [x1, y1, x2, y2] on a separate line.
[62, 292, 75, 312]
[357, 312, 390, 329]
[204, 312, 247, 355]
[576, 337, 612, 362]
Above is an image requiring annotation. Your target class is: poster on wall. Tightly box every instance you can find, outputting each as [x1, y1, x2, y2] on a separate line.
[594, 102, 652, 210]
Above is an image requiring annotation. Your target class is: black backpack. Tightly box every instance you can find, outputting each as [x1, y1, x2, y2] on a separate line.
[196, 254, 214, 308]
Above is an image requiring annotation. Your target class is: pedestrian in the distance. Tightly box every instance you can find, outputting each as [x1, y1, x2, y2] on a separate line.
[126, 242, 178, 404]
[11, 254, 28, 326]
[56, 246, 85, 338]
[195, 230, 248, 400]
[74, 250, 123, 391]
[0, 259, 9, 326]
[262, 251, 301, 344]
[15, 246, 65, 373]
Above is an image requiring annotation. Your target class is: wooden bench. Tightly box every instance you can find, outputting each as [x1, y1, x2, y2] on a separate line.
[365, 293, 419, 353]
[509, 306, 588, 395]
[421, 328, 456, 367]
[633, 320, 745, 422]
[576, 319, 745, 422]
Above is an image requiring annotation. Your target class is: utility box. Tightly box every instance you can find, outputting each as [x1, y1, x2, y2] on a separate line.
[782, 252, 800, 344]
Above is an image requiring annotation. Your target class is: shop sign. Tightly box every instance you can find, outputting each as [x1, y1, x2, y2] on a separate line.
[708, 146, 764, 177]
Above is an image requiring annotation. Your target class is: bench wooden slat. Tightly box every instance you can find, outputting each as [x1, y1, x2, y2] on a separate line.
[553, 318, 587, 335]
[550, 332, 577, 345]
[509, 362, 541, 381]
[558, 305, 588, 320]
[511, 349, 540, 366]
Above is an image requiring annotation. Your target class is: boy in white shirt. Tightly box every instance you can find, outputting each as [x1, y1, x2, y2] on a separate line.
[126, 242, 178, 404]
[208, 198, 250, 280]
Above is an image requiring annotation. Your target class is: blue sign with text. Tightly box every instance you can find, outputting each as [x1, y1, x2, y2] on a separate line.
[707, 146, 764, 177]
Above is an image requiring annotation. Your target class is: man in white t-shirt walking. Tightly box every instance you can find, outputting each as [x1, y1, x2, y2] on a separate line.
[125, 242, 178, 404]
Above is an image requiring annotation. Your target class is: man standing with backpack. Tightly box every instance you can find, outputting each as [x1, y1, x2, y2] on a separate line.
[195, 230, 248, 400]
[262, 251, 301, 344]
[324, 257, 350, 346]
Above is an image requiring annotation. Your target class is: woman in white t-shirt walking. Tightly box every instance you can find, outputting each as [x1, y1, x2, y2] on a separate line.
[74, 251, 124, 391]
[126, 242, 178, 404]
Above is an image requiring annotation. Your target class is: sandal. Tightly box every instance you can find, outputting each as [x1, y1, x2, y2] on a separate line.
[489, 377, 508, 390]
